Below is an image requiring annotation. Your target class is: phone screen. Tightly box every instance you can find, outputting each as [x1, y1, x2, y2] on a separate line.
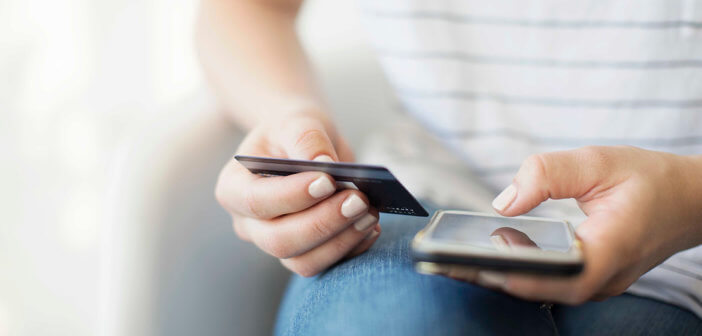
[430, 213, 574, 252]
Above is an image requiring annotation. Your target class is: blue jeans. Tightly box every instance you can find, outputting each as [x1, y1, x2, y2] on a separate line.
[275, 206, 702, 336]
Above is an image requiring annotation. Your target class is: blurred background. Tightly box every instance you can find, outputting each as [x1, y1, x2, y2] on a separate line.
[0, 0, 396, 335]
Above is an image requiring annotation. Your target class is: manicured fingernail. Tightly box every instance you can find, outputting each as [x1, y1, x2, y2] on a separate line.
[308, 175, 335, 199]
[335, 181, 359, 190]
[354, 213, 377, 231]
[476, 271, 507, 288]
[490, 234, 511, 252]
[341, 194, 367, 218]
[313, 155, 334, 162]
[492, 184, 517, 212]
[364, 230, 379, 241]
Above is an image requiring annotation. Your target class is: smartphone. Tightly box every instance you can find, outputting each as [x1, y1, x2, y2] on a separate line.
[411, 210, 584, 276]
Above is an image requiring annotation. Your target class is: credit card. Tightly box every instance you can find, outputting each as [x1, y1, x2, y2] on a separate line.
[235, 155, 429, 217]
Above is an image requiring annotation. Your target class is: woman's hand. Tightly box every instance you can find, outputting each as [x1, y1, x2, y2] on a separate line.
[465, 146, 702, 304]
[215, 110, 381, 277]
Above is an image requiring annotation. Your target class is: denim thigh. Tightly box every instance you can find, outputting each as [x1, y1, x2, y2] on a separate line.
[274, 209, 557, 336]
[553, 294, 702, 335]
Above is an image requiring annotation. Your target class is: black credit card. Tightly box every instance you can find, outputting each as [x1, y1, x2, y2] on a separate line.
[235, 155, 429, 217]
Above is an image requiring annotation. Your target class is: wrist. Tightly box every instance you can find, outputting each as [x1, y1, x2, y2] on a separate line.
[686, 155, 702, 210]
[270, 100, 340, 137]
[690, 154, 702, 209]
[681, 154, 702, 242]
[258, 97, 332, 125]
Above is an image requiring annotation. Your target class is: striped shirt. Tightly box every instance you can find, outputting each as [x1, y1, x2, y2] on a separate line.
[357, 0, 702, 317]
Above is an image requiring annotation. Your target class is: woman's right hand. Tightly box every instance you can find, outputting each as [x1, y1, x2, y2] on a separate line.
[215, 111, 381, 277]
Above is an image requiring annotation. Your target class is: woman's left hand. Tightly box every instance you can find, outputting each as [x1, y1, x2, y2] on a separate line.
[452, 146, 702, 304]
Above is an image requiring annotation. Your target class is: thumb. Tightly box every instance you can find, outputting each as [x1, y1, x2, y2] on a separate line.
[276, 117, 340, 162]
[492, 147, 615, 216]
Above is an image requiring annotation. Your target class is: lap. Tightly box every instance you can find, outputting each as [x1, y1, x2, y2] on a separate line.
[554, 294, 702, 336]
[275, 209, 702, 336]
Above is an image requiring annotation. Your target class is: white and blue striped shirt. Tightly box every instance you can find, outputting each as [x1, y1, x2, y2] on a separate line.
[358, 0, 702, 317]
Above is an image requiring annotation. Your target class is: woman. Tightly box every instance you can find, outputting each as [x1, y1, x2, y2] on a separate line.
[197, 0, 702, 334]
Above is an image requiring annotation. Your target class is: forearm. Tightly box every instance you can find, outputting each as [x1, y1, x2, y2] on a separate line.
[196, 0, 330, 130]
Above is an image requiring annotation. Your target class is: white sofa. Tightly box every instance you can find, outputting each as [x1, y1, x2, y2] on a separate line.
[100, 93, 291, 336]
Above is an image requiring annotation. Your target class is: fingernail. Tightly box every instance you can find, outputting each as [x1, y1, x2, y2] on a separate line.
[492, 184, 517, 212]
[308, 175, 335, 199]
[476, 271, 507, 288]
[353, 213, 377, 231]
[313, 154, 334, 163]
[490, 234, 511, 252]
[335, 181, 359, 190]
[364, 230, 379, 241]
[341, 194, 367, 218]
